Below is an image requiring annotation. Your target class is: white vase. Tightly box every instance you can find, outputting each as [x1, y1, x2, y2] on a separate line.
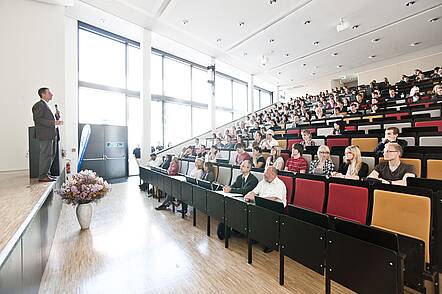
[76, 203, 93, 230]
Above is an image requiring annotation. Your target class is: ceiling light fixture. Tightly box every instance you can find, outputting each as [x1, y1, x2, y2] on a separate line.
[352, 24, 360, 29]
[301, 63, 307, 67]
[270, 0, 277, 4]
[410, 42, 421, 46]
[331, 52, 338, 56]
[315, 66, 319, 69]
[284, 53, 290, 57]
[372, 38, 380, 42]
[368, 55, 377, 59]
[313, 41, 319, 45]
[311, 72, 316, 76]
[269, 38, 275, 43]
[216, 38, 222, 43]
[182, 19, 189, 25]
[304, 20, 311, 25]
[277, 72, 282, 75]
[429, 17, 439, 22]
[260, 54, 269, 67]
[405, 1, 415, 7]
[290, 79, 294, 82]
[337, 65, 343, 68]
[243, 52, 248, 56]
[239, 21, 245, 27]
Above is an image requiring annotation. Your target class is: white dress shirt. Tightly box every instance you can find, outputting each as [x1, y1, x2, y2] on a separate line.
[252, 176, 287, 207]
[259, 138, 279, 150]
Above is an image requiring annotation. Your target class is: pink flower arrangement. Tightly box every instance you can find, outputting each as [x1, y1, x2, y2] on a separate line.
[56, 170, 111, 205]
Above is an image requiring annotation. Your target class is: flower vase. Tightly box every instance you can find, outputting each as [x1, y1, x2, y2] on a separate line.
[76, 203, 93, 230]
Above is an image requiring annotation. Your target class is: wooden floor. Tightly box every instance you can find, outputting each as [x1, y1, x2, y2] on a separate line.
[40, 176, 413, 294]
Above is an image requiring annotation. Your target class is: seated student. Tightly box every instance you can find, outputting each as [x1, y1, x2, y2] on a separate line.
[367, 143, 415, 186]
[200, 161, 216, 183]
[206, 145, 220, 163]
[300, 129, 315, 148]
[259, 129, 279, 149]
[147, 153, 162, 167]
[234, 143, 251, 165]
[160, 154, 172, 170]
[308, 145, 335, 177]
[154, 157, 180, 210]
[284, 144, 308, 174]
[348, 102, 359, 115]
[195, 144, 207, 158]
[214, 137, 224, 149]
[252, 146, 266, 169]
[217, 160, 258, 240]
[374, 127, 408, 156]
[265, 146, 284, 171]
[433, 84, 442, 100]
[387, 87, 399, 100]
[244, 167, 287, 241]
[249, 131, 263, 148]
[331, 121, 343, 135]
[332, 145, 368, 180]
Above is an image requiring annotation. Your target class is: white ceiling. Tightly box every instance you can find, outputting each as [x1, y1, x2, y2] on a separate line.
[78, 0, 442, 89]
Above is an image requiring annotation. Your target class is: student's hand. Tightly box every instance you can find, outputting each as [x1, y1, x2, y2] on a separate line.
[223, 186, 231, 193]
[244, 192, 255, 202]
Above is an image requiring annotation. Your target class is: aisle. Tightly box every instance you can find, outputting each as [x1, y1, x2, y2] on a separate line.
[39, 177, 353, 294]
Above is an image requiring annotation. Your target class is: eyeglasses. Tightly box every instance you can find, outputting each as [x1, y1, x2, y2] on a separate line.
[383, 150, 399, 154]
[319, 151, 330, 154]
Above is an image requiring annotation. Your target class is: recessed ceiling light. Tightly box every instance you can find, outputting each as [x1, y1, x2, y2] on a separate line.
[372, 38, 380, 43]
[315, 66, 319, 69]
[301, 63, 307, 67]
[311, 72, 316, 76]
[269, 39, 275, 43]
[216, 38, 222, 43]
[290, 79, 294, 82]
[410, 42, 421, 46]
[277, 72, 282, 75]
[239, 21, 245, 27]
[368, 55, 377, 59]
[270, 0, 277, 4]
[243, 52, 248, 56]
[313, 41, 319, 45]
[182, 19, 189, 25]
[331, 52, 338, 56]
[337, 64, 343, 68]
[304, 20, 311, 25]
[284, 53, 290, 57]
[405, 1, 415, 7]
[429, 17, 440, 22]
[352, 24, 360, 29]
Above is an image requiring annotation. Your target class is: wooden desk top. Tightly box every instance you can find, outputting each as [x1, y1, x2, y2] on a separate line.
[0, 170, 56, 266]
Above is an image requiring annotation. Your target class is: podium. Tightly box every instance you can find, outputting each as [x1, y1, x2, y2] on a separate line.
[28, 127, 61, 178]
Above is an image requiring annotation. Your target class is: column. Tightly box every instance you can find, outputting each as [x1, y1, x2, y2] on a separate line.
[140, 29, 152, 165]
[249, 74, 255, 112]
[208, 57, 216, 132]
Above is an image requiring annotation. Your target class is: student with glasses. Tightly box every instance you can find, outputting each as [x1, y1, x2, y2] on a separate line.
[332, 145, 368, 180]
[308, 145, 335, 177]
[368, 143, 415, 186]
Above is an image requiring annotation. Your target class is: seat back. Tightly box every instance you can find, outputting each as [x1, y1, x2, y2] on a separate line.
[427, 159, 442, 180]
[230, 168, 242, 186]
[250, 170, 264, 182]
[412, 109, 441, 118]
[358, 124, 381, 134]
[363, 115, 383, 123]
[281, 153, 290, 163]
[217, 165, 232, 185]
[312, 138, 325, 146]
[277, 139, 287, 150]
[401, 137, 415, 147]
[179, 160, 189, 175]
[371, 190, 431, 263]
[415, 120, 442, 132]
[419, 136, 442, 147]
[317, 127, 334, 137]
[326, 183, 369, 224]
[361, 156, 376, 173]
[262, 151, 270, 161]
[274, 130, 286, 135]
[384, 122, 412, 132]
[293, 178, 326, 213]
[287, 129, 300, 135]
[326, 137, 350, 149]
[187, 161, 195, 176]
[219, 150, 230, 160]
[302, 154, 312, 165]
[385, 112, 409, 120]
[213, 165, 219, 181]
[288, 139, 303, 150]
[279, 175, 294, 205]
[351, 138, 378, 153]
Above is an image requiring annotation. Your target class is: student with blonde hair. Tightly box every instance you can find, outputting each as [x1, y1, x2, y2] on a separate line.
[308, 145, 335, 177]
[332, 145, 368, 180]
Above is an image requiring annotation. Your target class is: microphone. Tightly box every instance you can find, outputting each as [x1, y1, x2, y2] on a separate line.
[55, 104, 60, 120]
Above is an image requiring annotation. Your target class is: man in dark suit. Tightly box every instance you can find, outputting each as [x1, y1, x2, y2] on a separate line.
[217, 160, 258, 240]
[32, 88, 63, 182]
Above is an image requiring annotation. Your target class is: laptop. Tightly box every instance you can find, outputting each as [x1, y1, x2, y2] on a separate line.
[254, 196, 284, 214]
[197, 179, 223, 191]
[185, 176, 197, 185]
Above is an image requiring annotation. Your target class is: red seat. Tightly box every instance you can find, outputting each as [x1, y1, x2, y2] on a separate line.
[415, 120, 442, 132]
[293, 178, 326, 212]
[326, 138, 350, 149]
[385, 112, 408, 120]
[287, 129, 300, 135]
[410, 102, 433, 108]
[279, 175, 294, 206]
[288, 139, 303, 150]
[326, 183, 369, 224]
[344, 126, 356, 131]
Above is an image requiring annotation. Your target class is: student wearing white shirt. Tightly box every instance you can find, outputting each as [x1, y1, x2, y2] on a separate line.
[244, 166, 287, 207]
[259, 129, 279, 150]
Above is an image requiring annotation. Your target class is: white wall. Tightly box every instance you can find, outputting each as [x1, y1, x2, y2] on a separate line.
[287, 44, 442, 98]
[0, 0, 65, 172]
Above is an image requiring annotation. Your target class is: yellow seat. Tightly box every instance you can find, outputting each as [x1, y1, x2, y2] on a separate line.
[427, 159, 442, 180]
[274, 130, 286, 135]
[351, 138, 379, 152]
[277, 140, 287, 150]
[371, 190, 431, 263]
[363, 115, 383, 123]
[379, 158, 421, 177]
[262, 152, 270, 161]
[343, 117, 361, 124]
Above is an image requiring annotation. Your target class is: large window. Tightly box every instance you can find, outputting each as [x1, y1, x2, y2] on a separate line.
[253, 87, 273, 110]
[192, 107, 209, 136]
[192, 67, 209, 104]
[151, 53, 163, 95]
[151, 100, 163, 148]
[164, 58, 191, 100]
[216, 76, 232, 108]
[164, 103, 191, 146]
